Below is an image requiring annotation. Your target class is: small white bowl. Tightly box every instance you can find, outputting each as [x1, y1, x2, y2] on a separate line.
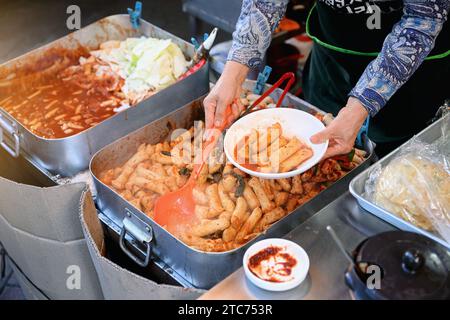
[243, 238, 310, 292]
[224, 108, 328, 179]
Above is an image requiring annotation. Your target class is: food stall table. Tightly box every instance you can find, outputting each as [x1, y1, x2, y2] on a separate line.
[199, 192, 395, 300]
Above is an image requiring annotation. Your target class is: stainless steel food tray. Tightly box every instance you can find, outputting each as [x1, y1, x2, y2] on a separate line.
[0, 15, 209, 177]
[91, 81, 376, 289]
[350, 115, 449, 249]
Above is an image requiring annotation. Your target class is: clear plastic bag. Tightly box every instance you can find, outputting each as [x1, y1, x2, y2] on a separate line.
[365, 112, 450, 244]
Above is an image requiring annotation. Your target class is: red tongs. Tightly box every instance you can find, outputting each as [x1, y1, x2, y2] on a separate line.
[240, 71, 295, 117]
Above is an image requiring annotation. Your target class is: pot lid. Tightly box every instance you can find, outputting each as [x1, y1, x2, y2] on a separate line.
[355, 231, 450, 300]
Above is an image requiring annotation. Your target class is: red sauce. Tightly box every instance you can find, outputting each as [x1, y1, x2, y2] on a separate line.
[239, 162, 259, 172]
[0, 47, 122, 139]
[248, 246, 297, 283]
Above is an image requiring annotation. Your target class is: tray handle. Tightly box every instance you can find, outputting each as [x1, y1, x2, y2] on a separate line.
[119, 209, 153, 267]
[0, 109, 20, 158]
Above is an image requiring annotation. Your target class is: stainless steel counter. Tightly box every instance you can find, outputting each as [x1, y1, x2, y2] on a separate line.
[200, 192, 395, 300]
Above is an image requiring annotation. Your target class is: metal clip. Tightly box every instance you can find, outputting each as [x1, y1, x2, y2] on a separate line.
[253, 66, 272, 94]
[0, 109, 20, 158]
[190, 37, 200, 50]
[356, 116, 370, 147]
[128, 1, 142, 29]
[429, 99, 449, 124]
[190, 33, 209, 50]
[119, 208, 153, 267]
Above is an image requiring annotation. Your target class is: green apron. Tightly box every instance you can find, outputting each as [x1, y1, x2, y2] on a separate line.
[302, 2, 450, 154]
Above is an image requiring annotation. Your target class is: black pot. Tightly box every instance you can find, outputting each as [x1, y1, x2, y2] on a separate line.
[345, 231, 450, 300]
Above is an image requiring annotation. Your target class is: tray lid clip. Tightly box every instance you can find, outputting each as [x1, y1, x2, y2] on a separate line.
[128, 1, 142, 29]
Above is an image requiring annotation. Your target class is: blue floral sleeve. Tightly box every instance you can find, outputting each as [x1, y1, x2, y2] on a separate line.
[350, 0, 450, 117]
[227, 0, 289, 68]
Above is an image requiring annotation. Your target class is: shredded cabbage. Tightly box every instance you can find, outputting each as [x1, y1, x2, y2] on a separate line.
[91, 37, 188, 102]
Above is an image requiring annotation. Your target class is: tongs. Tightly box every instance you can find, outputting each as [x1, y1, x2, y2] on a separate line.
[240, 71, 295, 118]
[153, 72, 295, 233]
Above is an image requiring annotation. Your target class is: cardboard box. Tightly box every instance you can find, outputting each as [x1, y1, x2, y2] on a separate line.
[0, 177, 103, 299]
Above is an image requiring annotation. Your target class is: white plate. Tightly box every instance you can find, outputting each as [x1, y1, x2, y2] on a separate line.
[243, 238, 310, 292]
[224, 108, 328, 179]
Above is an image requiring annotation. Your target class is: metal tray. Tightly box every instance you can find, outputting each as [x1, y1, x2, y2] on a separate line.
[0, 15, 209, 177]
[91, 82, 376, 289]
[350, 115, 449, 249]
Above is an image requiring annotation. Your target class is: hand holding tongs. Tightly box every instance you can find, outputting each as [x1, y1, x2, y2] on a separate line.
[203, 71, 296, 154]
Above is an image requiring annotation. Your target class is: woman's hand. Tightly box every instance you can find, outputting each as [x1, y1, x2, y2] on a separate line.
[310, 97, 369, 159]
[203, 61, 249, 132]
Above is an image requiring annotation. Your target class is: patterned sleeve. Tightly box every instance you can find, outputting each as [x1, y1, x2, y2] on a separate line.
[227, 0, 289, 68]
[350, 0, 449, 117]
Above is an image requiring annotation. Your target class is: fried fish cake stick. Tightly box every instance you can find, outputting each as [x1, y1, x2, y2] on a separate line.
[222, 174, 237, 193]
[277, 178, 292, 192]
[146, 182, 170, 195]
[230, 197, 249, 230]
[235, 207, 263, 243]
[197, 163, 209, 185]
[150, 163, 167, 177]
[223, 197, 248, 242]
[135, 190, 155, 211]
[246, 129, 259, 152]
[223, 163, 234, 175]
[124, 171, 139, 191]
[248, 177, 275, 213]
[170, 142, 191, 167]
[278, 136, 289, 148]
[271, 137, 301, 165]
[145, 144, 155, 157]
[206, 183, 224, 214]
[260, 178, 275, 201]
[164, 176, 178, 192]
[195, 205, 228, 220]
[130, 177, 170, 195]
[222, 227, 238, 243]
[243, 184, 260, 210]
[128, 198, 142, 211]
[192, 215, 231, 237]
[291, 175, 304, 194]
[172, 127, 194, 145]
[280, 147, 314, 173]
[195, 205, 209, 219]
[286, 195, 300, 212]
[275, 191, 289, 207]
[235, 139, 250, 163]
[140, 194, 156, 212]
[119, 190, 133, 201]
[100, 168, 115, 185]
[208, 163, 222, 175]
[270, 180, 282, 191]
[240, 233, 259, 243]
[112, 143, 149, 189]
[193, 187, 209, 205]
[135, 165, 164, 180]
[301, 168, 314, 182]
[250, 123, 282, 156]
[165, 165, 188, 188]
[254, 207, 285, 233]
[218, 182, 236, 213]
[152, 152, 173, 165]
